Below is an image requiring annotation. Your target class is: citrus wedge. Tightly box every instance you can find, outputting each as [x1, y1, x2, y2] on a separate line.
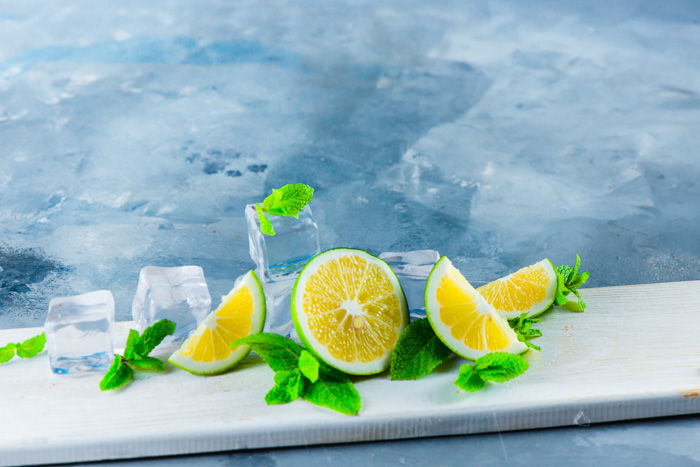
[477, 259, 557, 319]
[169, 270, 266, 375]
[292, 248, 409, 375]
[425, 256, 527, 360]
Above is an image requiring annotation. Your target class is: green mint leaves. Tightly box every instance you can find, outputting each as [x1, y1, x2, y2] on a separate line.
[99, 319, 175, 391]
[100, 355, 134, 391]
[256, 183, 315, 236]
[390, 318, 452, 380]
[256, 203, 275, 236]
[508, 313, 543, 351]
[555, 255, 590, 312]
[262, 183, 314, 217]
[234, 333, 361, 415]
[0, 332, 46, 364]
[455, 352, 529, 392]
[389, 321, 530, 392]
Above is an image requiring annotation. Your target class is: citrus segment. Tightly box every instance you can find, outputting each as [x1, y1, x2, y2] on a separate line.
[477, 259, 557, 318]
[292, 248, 409, 375]
[425, 257, 527, 360]
[169, 270, 266, 375]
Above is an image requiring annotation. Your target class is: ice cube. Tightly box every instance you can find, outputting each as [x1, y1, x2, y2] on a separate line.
[379, 250, 440, 266]
[44, 290, 115, 375]
[245, 204, 320, 282]
[262, 280, 294, 336]
[131, 265, 211, 342]
[380, 250, 440, 317]
[245, 204, 321, 336]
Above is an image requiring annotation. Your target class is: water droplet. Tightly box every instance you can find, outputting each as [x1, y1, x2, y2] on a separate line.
[573, 410, 591, 427]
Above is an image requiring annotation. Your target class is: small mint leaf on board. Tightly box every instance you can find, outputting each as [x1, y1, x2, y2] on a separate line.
[127, 356, 166, 372]
[555, 255, 590, 311]
[455, 365, 485, 392]
[265, 369, 306, 404]
[262, 183, 314, 218]
[0, 343, 16, 364]
[137, 319, 176, 356]
[298, 350, 320, 383]
[302, 365, 361, 416]
[233, 333, 305, 372]
[390, 318, 453, 380]
[100, 355, 134, 391]
[15, 332, 46, 358]
[474, 352, 529, 383]
[256, 203, 275, 236]
[508, 314, 542, 351]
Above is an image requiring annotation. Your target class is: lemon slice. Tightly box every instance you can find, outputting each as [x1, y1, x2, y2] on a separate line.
[425, 257, 527, 360]
[292, 248, 409, 375]
[477, 259, 557, 319]
[169, 270, 266, 375]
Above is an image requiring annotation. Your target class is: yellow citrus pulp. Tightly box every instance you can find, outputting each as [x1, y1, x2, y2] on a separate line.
[292, 248, 409, 375]
[425, 257, 527, 360]
[169, 270, 266, 375]
[477, 259, 557, 319]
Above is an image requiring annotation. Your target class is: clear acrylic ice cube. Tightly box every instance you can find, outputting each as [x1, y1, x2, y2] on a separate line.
[131, 265, 211, 342]
[245, 204, 320, 282]
[245, 204, 320, 335]
[380, 250, 440, 317]
[44, 290, 115, 375]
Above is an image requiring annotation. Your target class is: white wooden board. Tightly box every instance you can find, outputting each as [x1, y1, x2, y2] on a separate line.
[2, 281, 700, 466]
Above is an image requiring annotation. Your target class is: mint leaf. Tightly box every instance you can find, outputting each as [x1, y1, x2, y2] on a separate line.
[262, 183, 314, 218]
[123, 329, 142, 360]
[508, 313, 542, 351]
[265, 369, 306, 404]
[302, 365, 361, 416]
[390, 318, 452, 380]
[474, 352, 529, 382]
[555, 255, 589, 311]
[233, 333, 305, 371]
[256, 203, 275, 236]
[137, 319, 176, 356]
[100, 322, 174, 391]
[236, 333, 362, 415]
[455, 365, 485, 392]
[100, 355, 134, 391]
[298, 350, 320, 383]
[0, 344, 16, 364]
[15, 333, 46, 358]
[127, 356, 166, 372]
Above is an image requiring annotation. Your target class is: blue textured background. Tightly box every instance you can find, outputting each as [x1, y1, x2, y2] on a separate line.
[1, 1, 700, 464]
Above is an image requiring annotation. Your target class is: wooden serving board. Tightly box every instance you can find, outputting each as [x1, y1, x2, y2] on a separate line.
[2, 281, 700, 466]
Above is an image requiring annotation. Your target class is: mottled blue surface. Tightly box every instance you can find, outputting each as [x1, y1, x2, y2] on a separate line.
[2, 0, 700, 465]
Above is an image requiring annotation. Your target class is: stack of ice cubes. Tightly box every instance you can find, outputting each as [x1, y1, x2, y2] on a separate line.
[245, 204, 320, 335]
[44, 290, 115, 375]
[131, 265, 212, 344]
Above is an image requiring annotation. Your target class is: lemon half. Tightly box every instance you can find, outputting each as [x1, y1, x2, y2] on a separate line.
[292, 248, 409, 375]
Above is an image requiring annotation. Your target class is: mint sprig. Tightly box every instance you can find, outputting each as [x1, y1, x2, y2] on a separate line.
[455, 352, 529, 392]
[390, 318, 453, 380]
[99, 319, 175, 391]
[0, 332, 46, 364]
[256, 183, 315, 236]
[234, 333, 361, 416]
[508, 313, 543, 351]
[555, 255, 590, 312]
